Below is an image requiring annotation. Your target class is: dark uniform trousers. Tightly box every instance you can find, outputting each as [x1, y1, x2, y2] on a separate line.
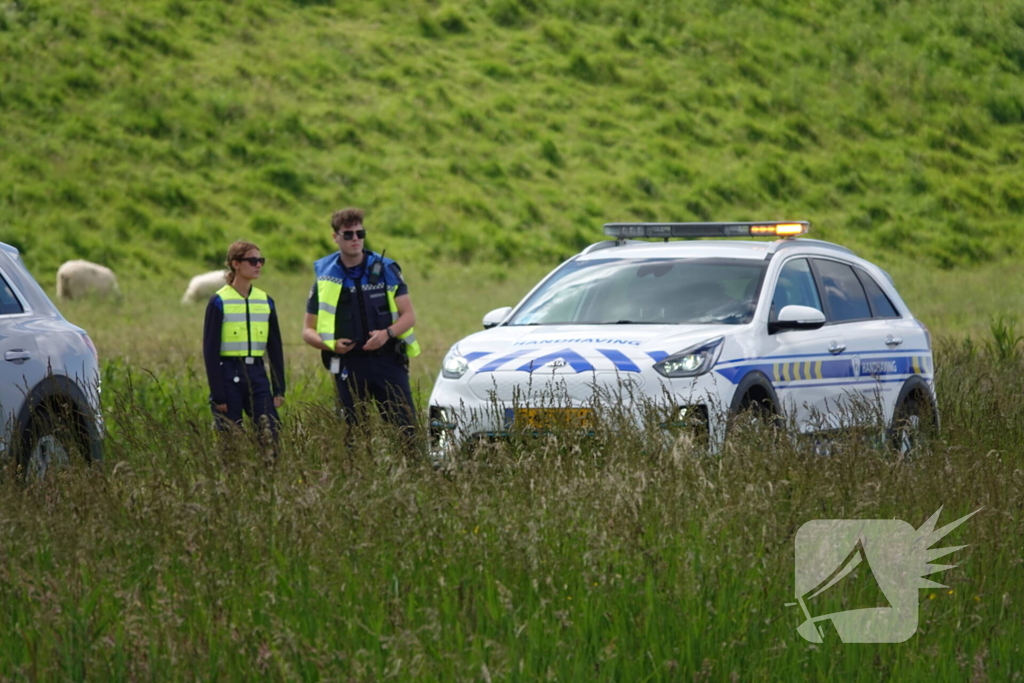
[212, 357, 280, 440]
[334, 354, 416, 432]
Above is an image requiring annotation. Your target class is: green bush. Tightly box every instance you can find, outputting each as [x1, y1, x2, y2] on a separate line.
[437, 4, 471, 33]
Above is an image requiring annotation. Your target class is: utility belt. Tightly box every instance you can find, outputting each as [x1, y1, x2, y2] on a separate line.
[322, 339, 407, 373]
[350, 341, 396, 357]
[221, 355, 264, 366]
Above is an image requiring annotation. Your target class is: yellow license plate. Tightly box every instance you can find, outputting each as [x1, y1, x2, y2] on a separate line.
[515, 408, 594, 430]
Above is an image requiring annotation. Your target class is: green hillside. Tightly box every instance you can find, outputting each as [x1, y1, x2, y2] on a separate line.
[3, 0, 1024, 279]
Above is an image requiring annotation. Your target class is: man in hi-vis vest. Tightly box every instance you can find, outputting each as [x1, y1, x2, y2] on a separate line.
[301, 207, 420, 437]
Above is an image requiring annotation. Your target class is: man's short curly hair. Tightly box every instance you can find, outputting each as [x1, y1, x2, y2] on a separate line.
[331, 207, 365, 233]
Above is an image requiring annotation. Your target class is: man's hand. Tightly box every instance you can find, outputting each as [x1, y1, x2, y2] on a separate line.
[273, 396, 285, 408]
[214, 403, 228, 413]
[363, 328, 390, 351]
[333, 339, 356, 354]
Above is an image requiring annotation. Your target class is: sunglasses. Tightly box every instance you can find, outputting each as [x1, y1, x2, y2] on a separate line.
[237, 257, 266, 266]
[339, 229, 366, 241]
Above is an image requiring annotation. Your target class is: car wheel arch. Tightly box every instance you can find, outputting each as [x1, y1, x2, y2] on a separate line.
[728, 370, 782, 416]
[14, 373, 102, 466]
[890, 375, 939, 430]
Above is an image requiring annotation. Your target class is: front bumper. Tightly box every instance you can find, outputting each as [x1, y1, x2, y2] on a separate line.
[427, 370, 735, 458]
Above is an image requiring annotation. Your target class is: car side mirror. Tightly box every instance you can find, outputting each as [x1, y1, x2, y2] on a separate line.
[769, 305, 826, 334]
[482, 306, 513, 329]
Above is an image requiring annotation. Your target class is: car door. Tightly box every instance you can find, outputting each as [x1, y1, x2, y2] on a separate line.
[848, 265, 929, 423]
[0, 267, 41, 454]
[765, 257, 849, 432]
[809, 258, 879, 427]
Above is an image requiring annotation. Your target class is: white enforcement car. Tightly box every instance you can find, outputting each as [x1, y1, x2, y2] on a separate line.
[428, 222, 937, 455]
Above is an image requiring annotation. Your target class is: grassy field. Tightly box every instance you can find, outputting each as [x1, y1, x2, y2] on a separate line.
[4, 0, 1024, 678]
[3, 0, 1024, 280]
[0, 264, 1018, 680]
[1, 385, 1020, 681]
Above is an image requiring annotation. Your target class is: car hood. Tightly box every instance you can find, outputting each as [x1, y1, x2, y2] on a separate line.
[451, 324, 736, 374]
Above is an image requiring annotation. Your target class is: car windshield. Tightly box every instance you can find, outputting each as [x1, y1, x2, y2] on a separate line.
[508, 257, 767, 326]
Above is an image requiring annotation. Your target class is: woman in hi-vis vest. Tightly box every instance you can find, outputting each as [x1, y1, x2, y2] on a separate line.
[202, 241, 286, 446]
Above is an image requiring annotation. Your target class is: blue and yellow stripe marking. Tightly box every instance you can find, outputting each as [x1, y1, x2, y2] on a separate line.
[772, 360, 825, 382]
[718, 353, 932, 386]
[457, 347, 933, 384]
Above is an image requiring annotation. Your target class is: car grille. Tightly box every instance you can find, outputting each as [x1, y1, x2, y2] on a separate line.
[467, 371, 646, 404]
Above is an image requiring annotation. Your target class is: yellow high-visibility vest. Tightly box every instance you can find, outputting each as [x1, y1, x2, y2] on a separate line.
[216, 284, 271, 356]
[315, 265, 421, 358]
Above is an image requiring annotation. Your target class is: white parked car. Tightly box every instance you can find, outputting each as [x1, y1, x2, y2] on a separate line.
[0, 242, 104, 477]
[428, 222, 937, 455]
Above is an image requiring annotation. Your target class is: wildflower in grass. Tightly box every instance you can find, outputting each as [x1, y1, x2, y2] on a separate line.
[974, 595, 981, 602]
[929, 594, 936, 600]
[948, 589, 954, 595]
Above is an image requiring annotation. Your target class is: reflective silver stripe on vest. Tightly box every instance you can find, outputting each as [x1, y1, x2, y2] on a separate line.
[220, 298, 245, 305]
[401, 333, 417, 345]
[319, 302, 337, 315]
[223, 313, 248, 322]
[248, 313, 270, 323]
[250, 341, 267, 351]
[320, 332, 333, 341]
[221, 342, 251, 351]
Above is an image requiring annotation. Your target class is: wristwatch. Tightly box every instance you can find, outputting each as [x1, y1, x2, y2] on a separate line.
[386, 327, 394, 339]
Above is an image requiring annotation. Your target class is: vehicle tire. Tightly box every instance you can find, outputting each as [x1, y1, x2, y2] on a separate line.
[19, 403, 89, 480]
[889, 381, 938, 457]
[726, 372, 783, 435]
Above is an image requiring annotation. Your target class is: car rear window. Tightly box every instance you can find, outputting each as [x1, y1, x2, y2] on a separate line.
[855, 267, 899, 318]
[0, 272, 24, 315]
[814, 259, 871, 323]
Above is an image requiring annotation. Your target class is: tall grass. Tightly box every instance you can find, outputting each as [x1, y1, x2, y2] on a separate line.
[0, 335, 1020, 680]
[0, 263, 1021, 679]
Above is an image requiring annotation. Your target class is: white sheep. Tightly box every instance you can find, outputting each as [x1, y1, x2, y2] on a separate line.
[56, 260, 121, 300]
[181, 270, 228, 304]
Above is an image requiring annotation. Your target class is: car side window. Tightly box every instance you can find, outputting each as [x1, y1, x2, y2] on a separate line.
[771, 259, 822, 320]
[0, 272, 24, 315]
[814, 259, 871, 323]
[855, 267, 899, 318]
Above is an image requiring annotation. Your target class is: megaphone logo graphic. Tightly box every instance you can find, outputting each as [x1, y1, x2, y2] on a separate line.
[790, 507, 980, 643]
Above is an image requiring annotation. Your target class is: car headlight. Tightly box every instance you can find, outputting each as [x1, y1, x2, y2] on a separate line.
[654, 337, 725, 378]
[441, 347, 470, 379]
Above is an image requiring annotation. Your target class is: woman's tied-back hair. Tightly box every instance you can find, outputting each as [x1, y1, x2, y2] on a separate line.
[225, 240, 260, 284]
[331, 207, 365, 233]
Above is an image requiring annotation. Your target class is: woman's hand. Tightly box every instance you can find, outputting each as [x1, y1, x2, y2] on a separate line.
[214, 403, 228, 413]
[274, 396, 285, 408]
